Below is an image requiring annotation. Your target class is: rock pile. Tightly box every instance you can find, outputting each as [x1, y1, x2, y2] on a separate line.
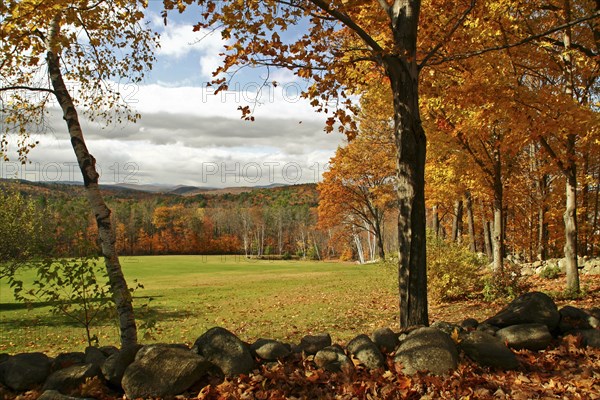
[0, 292, 598, 399]
[520, 257, 600, 276]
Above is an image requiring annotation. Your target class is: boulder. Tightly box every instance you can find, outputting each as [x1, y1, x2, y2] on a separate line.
[122, 344, 213, 399]
[84, 346, 106, 368]
[460, 331, 519, 370]
[347, 334, 385, 369]
[314, 345, 353, 373]
[558, 306, 598, 333]
[192, 327, 255, 376]
[484, 292, 560, 330]
[0, 352, 51, 391]
[460, 318, 479, 331]
[588, 307, 600, 322]
[496, 323, 553, 351]
[299, 333, 332, 355]
[99, 346, 119, 357]
[394, 327, 459, 375]
[251, 339, 291, 361]
[51, 352, 85, 372]
[101, 345, 142, 388]
[476, 323, 499, 336]
[372, 327, 399, 354]
[43, 363, 102, 393]
[37, 390, 94, 400]
[430, 321, 463, 336]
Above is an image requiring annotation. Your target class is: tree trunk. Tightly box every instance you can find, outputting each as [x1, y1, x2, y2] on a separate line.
[465, 191, 476, 252]
[432, 205, 440, 237]
[537, 174, 550, 261]
[484, 220, 493, 259]
[561, 1, 580, 293]
[451, 199, 464, 243]
[492, 139, 504, 273]
[375, 218, 386, 260]
[384, 51, 428, 328]
[564, 152, 580, 292]
[354, 233, 365, 264]
[46, 15, 137, 347]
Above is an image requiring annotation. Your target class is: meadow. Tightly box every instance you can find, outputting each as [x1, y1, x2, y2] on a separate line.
[0, 256, 401, 355]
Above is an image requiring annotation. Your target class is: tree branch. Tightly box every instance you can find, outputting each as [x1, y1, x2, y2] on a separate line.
[427, 10, 600, 65]
[538, 136, 569, 176]
[419, 0, 477, 69]
[308, 0, 385, 54]
[0, 86, 55, 94]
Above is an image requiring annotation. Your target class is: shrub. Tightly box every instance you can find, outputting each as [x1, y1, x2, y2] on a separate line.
[426, 232, 485, 302]
[540, 265, 560, 280]
[482, 261, 530, 302]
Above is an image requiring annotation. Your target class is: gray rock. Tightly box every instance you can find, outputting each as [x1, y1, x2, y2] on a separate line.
[0, 352, 51, 391]
[521, 267, 535, 276]
[314, 345, 353, 373]
[192, 327, 255, 376]
[299, 333, 332, 355]
[496, 323, 553, 350]
[122, 344, 213, 399]
[99, 346, 119, 357]
[484, 292, 560, 330]
[588, 307, 600, 320]
[347, 334, 385, 369]
[476, 323, 499, 335]
[394, 327, 459, 375]
[43, 363, 102, 393]
[37, 390, 95, 400]
[251, 339, 291, 361]
[558, 258, 568, 273]
[0, 354, 9, 364]
[460, 331, 519, 370]
[372, 327, 399, 354]
[460, 318, 479, 331]
[84, 346, 106, 368]
[101, 345, 142, 388]
[431, 321, 463, 336]
[51, 352, 86, 372]
[559, 306, 597, 333]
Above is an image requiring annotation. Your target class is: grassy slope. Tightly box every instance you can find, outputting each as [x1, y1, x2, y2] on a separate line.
[0, 256, 399, 355]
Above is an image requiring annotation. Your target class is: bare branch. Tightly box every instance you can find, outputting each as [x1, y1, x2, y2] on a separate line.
[0, 86, 55, 94]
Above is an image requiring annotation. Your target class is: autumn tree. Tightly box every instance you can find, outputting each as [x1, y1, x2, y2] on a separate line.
[318, 83, 396, 261]
[0, 0, 158, 346]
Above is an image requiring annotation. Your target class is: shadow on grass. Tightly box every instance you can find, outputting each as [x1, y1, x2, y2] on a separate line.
[0, 295, 163, 312]
[0, 295, 191, 330]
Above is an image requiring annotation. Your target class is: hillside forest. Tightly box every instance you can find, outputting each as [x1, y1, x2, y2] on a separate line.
[2, 164, 599, 265]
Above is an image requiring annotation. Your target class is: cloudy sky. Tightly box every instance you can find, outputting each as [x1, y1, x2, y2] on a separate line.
[2, 3, 346, 188]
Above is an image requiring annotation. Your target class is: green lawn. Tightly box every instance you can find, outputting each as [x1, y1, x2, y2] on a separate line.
[0, 256, 399, 355]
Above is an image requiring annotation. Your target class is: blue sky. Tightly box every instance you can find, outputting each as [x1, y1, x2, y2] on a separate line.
[1, 2, 346, 188]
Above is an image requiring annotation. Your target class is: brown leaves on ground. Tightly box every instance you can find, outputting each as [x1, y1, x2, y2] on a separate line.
[193, 337, 600, 400]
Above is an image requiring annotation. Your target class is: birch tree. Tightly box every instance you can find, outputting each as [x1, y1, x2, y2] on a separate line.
[1, 0, 158, 346]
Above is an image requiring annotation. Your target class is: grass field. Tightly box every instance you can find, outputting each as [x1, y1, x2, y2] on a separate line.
[3, 255, 599, 357]
[0, 256, 400, 355]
